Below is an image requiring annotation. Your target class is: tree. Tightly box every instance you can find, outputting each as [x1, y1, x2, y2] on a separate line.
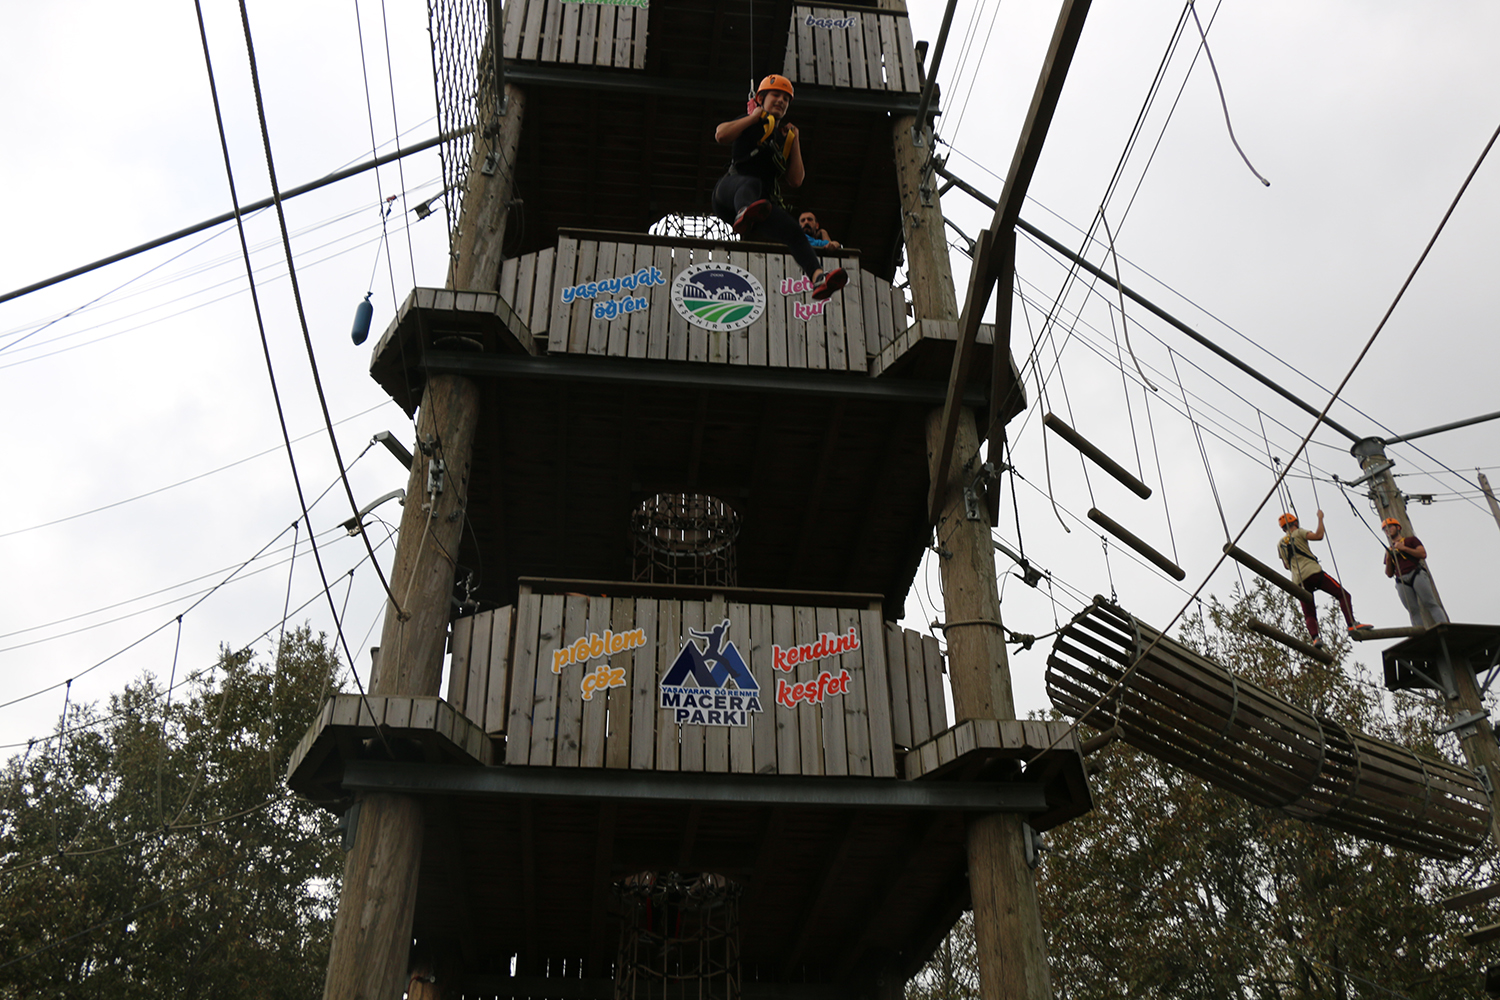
[0, 626, 344, 999]
[910, 584, 1496, 999]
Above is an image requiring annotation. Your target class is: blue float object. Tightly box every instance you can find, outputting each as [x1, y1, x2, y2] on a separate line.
[351, 292, 374, 345]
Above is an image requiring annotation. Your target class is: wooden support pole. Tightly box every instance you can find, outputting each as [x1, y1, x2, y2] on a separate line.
[1244, 617, 1336, 665]
[324, 75, 505, 1000]
[448, 83, 527, 293]
[926, 406, 1053, 1000]
[1042, 412, 1151, 499]
[926, 0, 1093, 521]
[1222, 543, 1314, 604]
[891, 113, 957, 324]
[1086, 508, 1185, 581]
[1480, 471, 1500, 539]
[322, 793, 426, 1000]
[1354, 438, 1500, 846]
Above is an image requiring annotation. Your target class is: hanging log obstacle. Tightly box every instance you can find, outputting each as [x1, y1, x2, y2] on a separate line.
[1087, 508, 1185, 580]
[1244, 617, 1336, 666]
[1045, 599, 1492, 860]
[1222, 543, 1314, 603]
[1043, 412, 1152, 499]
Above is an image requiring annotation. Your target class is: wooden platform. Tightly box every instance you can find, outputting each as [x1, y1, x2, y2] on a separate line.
[1381, 623, 1500, 694]
[286, 694, 491, 801]
[782, 5, 922, 94]
[286, 581, 1092, 990]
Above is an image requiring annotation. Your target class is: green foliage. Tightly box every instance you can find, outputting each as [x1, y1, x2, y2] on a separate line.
[0, 626, 344, 1000]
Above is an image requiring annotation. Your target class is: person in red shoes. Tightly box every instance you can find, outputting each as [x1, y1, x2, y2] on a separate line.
[712, 74, 847, 301]
[1276, 510, 1372, 650]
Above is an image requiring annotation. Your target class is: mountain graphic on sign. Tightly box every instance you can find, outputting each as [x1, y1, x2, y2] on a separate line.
[661, 628, 758, 691]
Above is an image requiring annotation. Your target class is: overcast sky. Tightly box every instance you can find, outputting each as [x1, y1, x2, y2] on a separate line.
[2, 0, 1497, 756]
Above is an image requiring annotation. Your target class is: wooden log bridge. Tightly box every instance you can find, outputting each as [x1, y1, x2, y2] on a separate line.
[1086, 508, 1184, 581]
[1223, 542, 1314, 604]
[1043, 412, 1152, 499]
[1044, 599, 1492, 860]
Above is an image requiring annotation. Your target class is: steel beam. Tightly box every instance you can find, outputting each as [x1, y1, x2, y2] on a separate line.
[419, 351, 989, 407]
[340, 760, 1048, 813]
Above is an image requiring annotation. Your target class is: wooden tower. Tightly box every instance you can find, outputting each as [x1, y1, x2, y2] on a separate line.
[286, 3, 1091, 998]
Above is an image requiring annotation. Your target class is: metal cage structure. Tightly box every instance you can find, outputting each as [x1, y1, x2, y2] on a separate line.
[631, 493, 741, 588]
[614, 872, 742, 1000]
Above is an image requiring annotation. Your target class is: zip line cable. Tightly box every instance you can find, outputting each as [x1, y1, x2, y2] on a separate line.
[214, 0, 401, 673]
[0, 128, 464, 309]
[1021, 115, 1500, 768]
[0, 520, 295, 712]
[0, 405, 386, 540]
[0, 541, 389, 753]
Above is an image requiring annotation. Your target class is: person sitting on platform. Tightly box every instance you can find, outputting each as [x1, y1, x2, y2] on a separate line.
[1382, 517, 1449, 628]
[712, 75, 847, 301]
[798, 211, 841, 249]
[1277, 510, 1372, 650]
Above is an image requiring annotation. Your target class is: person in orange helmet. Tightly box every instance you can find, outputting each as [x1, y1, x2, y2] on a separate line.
[1381, 517, 1449, 628]
[1277, 510, 1371, 650]
[712, 74, 847, 301]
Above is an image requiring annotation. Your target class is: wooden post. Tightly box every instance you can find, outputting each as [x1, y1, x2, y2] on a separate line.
[448, 82, 527, 293]
[891, 113, 957, 323]
[1480, 471, 1500, 538]
[323, 79, 499, 1000]
[1354, 438, 1500, 845]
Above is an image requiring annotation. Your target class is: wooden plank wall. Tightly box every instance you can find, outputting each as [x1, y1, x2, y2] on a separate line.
[503, 0, 649, 69]
[448, 606, 517, 735]
[469, 593, 950, 775]
[783, 5, 921, 94]
[539, 235, 903, 372]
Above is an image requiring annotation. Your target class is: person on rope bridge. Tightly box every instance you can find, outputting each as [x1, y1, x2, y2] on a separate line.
[1277, 510, 1372, 650]
[1382, 517, 1450, 628]
[712, 75, 848, 301]
[798, 211, 841, 249]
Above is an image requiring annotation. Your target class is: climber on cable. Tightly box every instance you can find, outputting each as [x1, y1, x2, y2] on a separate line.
[1277, 510, 1372, 650]
[712, 74, 847, 301]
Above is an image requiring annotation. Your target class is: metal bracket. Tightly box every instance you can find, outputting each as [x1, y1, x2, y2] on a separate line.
[337, 799, 362, 852]
[1478, 764, 1495, 797]
[1023, 823, 1047, 870]
[481, 148, 501, 176]
[1438, 710, 1490, 737]
[427, 457, 447, 497]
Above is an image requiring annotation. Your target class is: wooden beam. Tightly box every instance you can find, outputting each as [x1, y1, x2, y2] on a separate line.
[781, 812, 861, 975]
[1245, 617, 1336, 666]
[1088, 508, 1185, 581]
[928, 0, 1094, 521]
[1222, 543, 1314, 603]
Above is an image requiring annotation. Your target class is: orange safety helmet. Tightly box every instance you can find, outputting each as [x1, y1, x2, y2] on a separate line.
[756, 74, 795, 100]
[1381, 517, 1403, 530]
[1277, 512, 1298, 530]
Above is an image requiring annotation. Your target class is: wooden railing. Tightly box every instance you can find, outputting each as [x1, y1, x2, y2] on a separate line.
[499, 231, 909, 371]
[445, 586, 952, 777]
[502, 0, 649, 69]
[783, 5, 920, 94]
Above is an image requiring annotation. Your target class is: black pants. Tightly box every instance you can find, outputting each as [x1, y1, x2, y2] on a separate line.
[711, 173, 822, 279]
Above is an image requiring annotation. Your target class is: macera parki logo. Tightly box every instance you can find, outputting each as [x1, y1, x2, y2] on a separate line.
[670, 262, 765, 332]
[659, 620, 764, 727]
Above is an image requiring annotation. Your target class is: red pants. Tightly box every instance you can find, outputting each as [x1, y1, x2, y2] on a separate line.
[1299, 571, 1355, 639]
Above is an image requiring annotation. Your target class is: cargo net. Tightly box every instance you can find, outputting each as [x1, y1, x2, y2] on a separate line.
[614, 872, 741, 1000]
[632, 494, 740, 588]
[427, 0, 493, 259]
[1045, 598, 1492, 860]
